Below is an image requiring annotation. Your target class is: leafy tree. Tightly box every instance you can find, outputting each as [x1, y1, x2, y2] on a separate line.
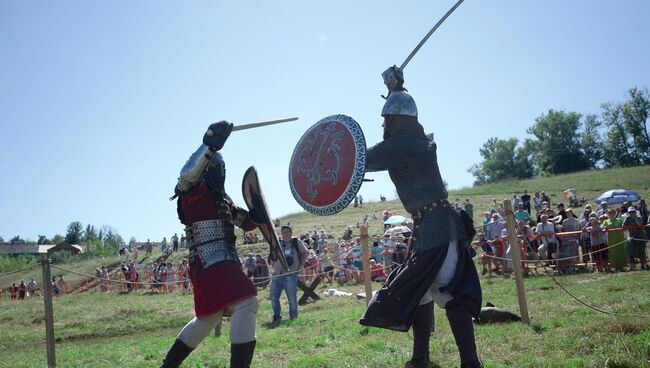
[622, 87, 650, 164]
[601, 102, 636, 167]
[83, 224, 99, 243]
[526, 110, 590, 175]
[51, 234, 65, 244]
[65, 221, 84, 244]
[0, 236, 4, 243]
[580, 114, 604, 168]
[468, 137, 532, 184]
[10, 235, 26, 244]
[102, 225, 124, 247]
[37, 235, 50, 245]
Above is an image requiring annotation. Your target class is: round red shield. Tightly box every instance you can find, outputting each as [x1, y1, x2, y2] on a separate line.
[289, 114, 366, 215]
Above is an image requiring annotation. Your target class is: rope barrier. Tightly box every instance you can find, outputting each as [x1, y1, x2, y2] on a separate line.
[518, 234, 647, 318]
[0, 263, 40, 277]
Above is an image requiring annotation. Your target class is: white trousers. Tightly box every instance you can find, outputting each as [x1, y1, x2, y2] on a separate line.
[178, 296, 258, 347]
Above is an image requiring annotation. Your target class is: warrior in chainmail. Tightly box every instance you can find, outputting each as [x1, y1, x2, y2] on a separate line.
[160, 121, 262, 368]
[359, 66, 482, 368]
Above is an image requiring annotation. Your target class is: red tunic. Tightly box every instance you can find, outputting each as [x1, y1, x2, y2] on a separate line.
[181, 181, 256, 317]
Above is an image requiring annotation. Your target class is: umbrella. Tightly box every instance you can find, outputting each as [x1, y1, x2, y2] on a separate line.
[594, 189, 641, 205]
[384, 226, 411, 236]
[384, 215, 407, 225]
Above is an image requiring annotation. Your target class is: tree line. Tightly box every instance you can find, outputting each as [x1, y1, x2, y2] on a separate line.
[2, 222, 124, 247]
[469, 87, 650, 185]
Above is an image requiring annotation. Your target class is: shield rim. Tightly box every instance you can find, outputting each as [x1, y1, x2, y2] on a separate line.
[288, 114, 366, 216]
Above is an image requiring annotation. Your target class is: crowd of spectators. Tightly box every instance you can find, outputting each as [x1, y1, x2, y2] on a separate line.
[476, 190, 650, 277]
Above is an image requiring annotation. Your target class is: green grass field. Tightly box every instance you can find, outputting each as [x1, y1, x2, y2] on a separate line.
[1, 166, 649, 367]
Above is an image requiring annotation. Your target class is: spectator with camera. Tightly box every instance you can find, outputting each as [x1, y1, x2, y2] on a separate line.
[269, 225, 307, 323]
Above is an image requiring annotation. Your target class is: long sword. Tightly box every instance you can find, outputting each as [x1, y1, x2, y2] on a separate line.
[232, 117, 299, 132]
[399, 0, 465, 71]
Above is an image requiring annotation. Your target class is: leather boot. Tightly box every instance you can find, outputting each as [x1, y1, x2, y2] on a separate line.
[230, 340, 256, 368]
[446, 300, 479, 367]
[160, 339, 193, 368]
[411, 302, 434, 362]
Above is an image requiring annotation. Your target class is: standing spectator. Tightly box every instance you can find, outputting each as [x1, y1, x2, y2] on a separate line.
[535, 215, 558, 267]
[145, 238, 153, 255]
[512, 194, 522, 208]
[637, 199, 648, 223]
[392, 234, 407, 267]
[128, 263, 139, 291]
[579, 207, 594, 264]
[488, 235, 506, 274]
[585, 215, 608, 272]
[463, 199, 474, 219]
[255, 254, 270, 289]
[541, 191, 551, 207]
[178, 259, 190, 291]
[514, 203, 531, 223]
[166, 262, 177, 292]
[533, 191, 543, 216]
[244, 253, 257, 280]
[119, 241, 126, 257]
[486, 213, 505, 241]
[521, 189, 531, 214]
[9, 283, 17, 300]
[146, 262, 156, 290]
[18, 280, 27, 300]
[270, 225, 307, 322]
[305, 250, 319, 283]
[351, 237, 364, 281]
[27, 278, 37, 297]
[623, 208, 647, 270]
[172, 233, 179, 253]
[596, 201, 609, 218]
[57, 275, 68, 294]
[560, 209, 580, 274]
[371, 236, 384, 263]
[358, 194, 364, 208]
[319, 248, 334, 284]
[161, 237, 169, 255]
[603, 209, 626, 271]
[100, 266, 110, 292]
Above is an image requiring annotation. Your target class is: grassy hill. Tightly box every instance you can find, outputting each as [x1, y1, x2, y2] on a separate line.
[1, 166, 649, 367]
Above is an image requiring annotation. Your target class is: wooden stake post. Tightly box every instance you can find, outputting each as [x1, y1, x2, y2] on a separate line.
[41, 254, 56, 367]
[359, 224, 374, 305]
[503, 199, 530, 324]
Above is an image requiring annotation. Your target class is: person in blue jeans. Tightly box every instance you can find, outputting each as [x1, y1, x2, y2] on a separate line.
[270, 225, 308, 322]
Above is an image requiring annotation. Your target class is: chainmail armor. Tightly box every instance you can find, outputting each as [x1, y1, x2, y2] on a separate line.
[187, 219, 240, 269]
[366, 127, 468, 251]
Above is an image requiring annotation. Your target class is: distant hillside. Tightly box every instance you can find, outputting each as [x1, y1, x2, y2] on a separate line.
[238, 165, 649, 255]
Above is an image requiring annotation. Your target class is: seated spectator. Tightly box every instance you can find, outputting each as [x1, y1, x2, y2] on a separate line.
[370, 259, 387, 282]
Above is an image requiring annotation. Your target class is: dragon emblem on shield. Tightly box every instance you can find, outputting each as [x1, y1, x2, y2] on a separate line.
[296, 122, 344, 200]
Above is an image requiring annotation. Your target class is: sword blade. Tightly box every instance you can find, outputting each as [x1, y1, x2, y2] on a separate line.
[232, 117, 299, 132]
[399, 0, 465, 71]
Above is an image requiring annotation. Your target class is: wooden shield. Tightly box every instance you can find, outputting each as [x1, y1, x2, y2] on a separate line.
[242, 166, 288, 270]
[289, 114, 366, 216]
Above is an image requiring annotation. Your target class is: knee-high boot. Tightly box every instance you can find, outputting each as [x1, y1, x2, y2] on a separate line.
[160, 339, 193, 368]
[445, 300, 481, 367]
[405, 301, 434, 367]
[230, 340, 256, 368]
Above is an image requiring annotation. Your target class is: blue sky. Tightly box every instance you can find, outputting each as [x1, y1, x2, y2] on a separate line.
[1, 1, 649, 242]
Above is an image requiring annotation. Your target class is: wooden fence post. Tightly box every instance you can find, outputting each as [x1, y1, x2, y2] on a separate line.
[360, 224, 373, 305]
[503, 199, 531, 324]
[41, 254, 56, 367]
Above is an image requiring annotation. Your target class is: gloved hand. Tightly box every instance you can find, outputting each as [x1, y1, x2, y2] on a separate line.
[248, 194, 266, 224]
[381, 65, 404, 92]
[203, 120, 233, 151]
[248, 208, 265, 225]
